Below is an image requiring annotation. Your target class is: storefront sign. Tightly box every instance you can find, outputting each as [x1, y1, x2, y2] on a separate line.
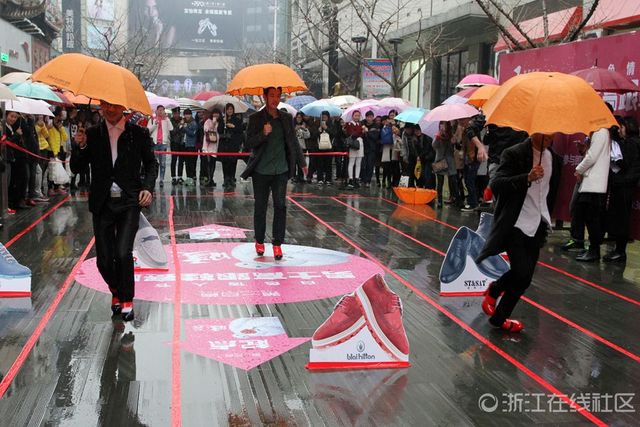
[62, 0, 81, 52]
[362, 58, 393, 98]
[0, 21, 32, 72]
[498, 32, 640, 238]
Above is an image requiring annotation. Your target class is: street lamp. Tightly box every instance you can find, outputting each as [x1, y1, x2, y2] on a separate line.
[388, 37, 402, 96]
[351, 36, 367, 97]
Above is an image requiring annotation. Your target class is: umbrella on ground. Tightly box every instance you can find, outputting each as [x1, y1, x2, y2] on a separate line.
[570, 66, 640, 93]
[9, 82, 62, 103]
[146, 91, 179, 110]
[0, 72, 31, 85]
[395, 108, 428, 124]
[203, 94, 250, 113]
[4, 97, 54, 116]
[328, 95, 360, 109]
[0, 83, 18, 101]
[286, 95, 317, 110]
[467, 84, 500, 108]
[457, 74, 498, 88]
[176, 97, 205, 113]
[226, 63, 307, 96]
[482, 72, 618, 135]
[32, 53, 152, 115]
[300, 100, 343, 118]
[341, 99, 380, 121]
[421, 103, 479, 122]
[192, 90, 224, 101]
[378, 97, 412, 114]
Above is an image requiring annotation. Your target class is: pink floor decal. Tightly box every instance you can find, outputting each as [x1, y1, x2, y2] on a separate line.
[179, 317, 310, 370]
[75, 242, 383, 305]
[183, 224, 250, 240]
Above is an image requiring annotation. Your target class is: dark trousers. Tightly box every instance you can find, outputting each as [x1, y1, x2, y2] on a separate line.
[489, 223, 547, 326]
[205, 155, 217, 183]
[436, 174, 461, 205]
[307, 154, 318, 181]
[170, 143, 183, 178]
[179, 147, 197, 179]
[316, 154, 332, 182]
[199, 151, 208, 179]
[221, 157, 238, 185]
[464, 162, 480, 208]
[8, 158, 27, 208]
[252, 172, 289, 246]
[574, 192, 605, 249]
[360, 149, 377, 183]
[93, 200, 141, 303]
[335, 155, 348, 180]
[391, 160, 401, 186]
[26, 160, 39, 198]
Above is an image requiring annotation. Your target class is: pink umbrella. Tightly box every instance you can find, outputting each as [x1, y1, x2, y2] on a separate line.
[420, 103, 479, 122]
[192, 90, 224, 101]
[341, 99, 380, 121]
[378, 97, 412, 114]
[457, 74, 498, 88]
[571, 67, 639, 94]
[146, 92, 179, 110]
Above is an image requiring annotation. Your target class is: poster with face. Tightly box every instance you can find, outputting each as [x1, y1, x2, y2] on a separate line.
[87, 0, 115, 21]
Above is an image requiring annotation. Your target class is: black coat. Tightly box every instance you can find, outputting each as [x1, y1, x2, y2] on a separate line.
[477, 140, 560, 262]
[218, 114, 244, 153]
[71, 121, 158, 214]
[607, 136, 640, 237]
[241, 109, 306, 179]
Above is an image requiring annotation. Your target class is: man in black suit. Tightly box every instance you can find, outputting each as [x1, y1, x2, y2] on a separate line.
[71, 101, 158, 321]
[476, 134, 559, 332]
[241, 87, 307, 260]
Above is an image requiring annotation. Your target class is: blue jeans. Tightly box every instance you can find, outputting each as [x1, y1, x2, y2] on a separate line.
[464, 162, 480, 208]
[252, 172, 289, 245]
[153, 144, 167, 182]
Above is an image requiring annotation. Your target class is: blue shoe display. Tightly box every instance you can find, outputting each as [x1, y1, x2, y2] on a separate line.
[0, 244, 31, 278]
[475, 212, 494, 241]
[134, 213, 168, 269]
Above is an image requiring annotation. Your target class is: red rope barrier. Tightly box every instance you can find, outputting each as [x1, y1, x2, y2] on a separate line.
[153, 150, 349, 157]
[1, 137, 70, 163]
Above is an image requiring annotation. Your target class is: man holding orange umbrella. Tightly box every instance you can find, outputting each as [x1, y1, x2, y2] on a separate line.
[72, 101, 158, 321]
[241, 87, 307, 260]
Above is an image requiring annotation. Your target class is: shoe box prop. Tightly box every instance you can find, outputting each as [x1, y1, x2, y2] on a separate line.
[0, 243, 31, 297]
[307, 274, 410, 370]
[133, 213, 169, 271]
[439, 213, 509, 296]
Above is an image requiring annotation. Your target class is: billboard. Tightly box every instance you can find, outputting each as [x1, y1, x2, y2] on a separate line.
[147, 72, 228, 98]
[61, 0, 81, 52]
[87, 0, 115, 21]
[130, 0, 243, 52]
[498, 31, 640, 239]
[362, 59, 393, 98]
[87, 22, 114, 49]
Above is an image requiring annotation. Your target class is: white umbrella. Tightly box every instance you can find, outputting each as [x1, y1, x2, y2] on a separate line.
[328, 95, 360, 109]
[4, 97, 54, 116]
[0, 72, 31, 85]
[0, 82, 18, 101]
[259, 103, 298, 116]
[145, 91, 179, 110]
[203, 94, 250, 113]
[176, 97, 205, 112]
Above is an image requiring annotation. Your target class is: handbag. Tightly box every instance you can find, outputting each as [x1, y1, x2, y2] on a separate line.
[347, 136, 360, 150]
[206, 131, 217, 144]
[318, 132, 332, 150]
[432, 158, 449, 173]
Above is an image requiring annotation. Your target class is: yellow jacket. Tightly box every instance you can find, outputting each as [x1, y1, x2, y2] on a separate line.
[36, 123, 50, 151]
[46, 125, 68, 156]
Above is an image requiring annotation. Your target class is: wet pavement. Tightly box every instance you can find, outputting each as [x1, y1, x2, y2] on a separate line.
[0, 180, 638, 426]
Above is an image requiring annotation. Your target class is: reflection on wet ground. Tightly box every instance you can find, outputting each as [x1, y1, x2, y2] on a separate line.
[0, 182, 638, 425]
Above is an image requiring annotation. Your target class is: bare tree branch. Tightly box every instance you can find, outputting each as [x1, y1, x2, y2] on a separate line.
[564, 0, 600, 42]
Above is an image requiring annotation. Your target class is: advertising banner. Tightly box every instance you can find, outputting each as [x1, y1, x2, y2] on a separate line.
[148, 72, 228, 97]
[61, 0, 81, 52]
[498, 32, 640, 238]
[130, 0, 243, 52]
[87, 0, 115, 21]
[362, 58, 393, 98]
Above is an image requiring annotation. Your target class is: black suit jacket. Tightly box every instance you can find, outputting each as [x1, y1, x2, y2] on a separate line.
[241, 109, 306, 179]
[477, 139, 560, 262]
[71, 121, 158, 214]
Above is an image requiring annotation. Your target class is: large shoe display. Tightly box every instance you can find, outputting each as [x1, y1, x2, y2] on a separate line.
[439, 225, 509, 296]
[133, 213, 168, 271]
[0, 243, 31, 297]
[307, 274, 410, 370]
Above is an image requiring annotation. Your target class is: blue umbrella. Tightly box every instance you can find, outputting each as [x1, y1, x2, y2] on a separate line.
[9, 82, 62, 103]
[395, 107, 428, 124]
[300, 100, 343, 118]
[286, 95, 317, 110]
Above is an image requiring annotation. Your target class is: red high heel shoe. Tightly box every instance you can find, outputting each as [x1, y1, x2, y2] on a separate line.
[255, 242, 265, 256]
[273, 245, 283, 260]
[481, 282, 498, 316]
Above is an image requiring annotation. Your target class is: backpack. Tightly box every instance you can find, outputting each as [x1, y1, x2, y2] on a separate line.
[380, 126, 393, 145]
[319, 131, 332, 150]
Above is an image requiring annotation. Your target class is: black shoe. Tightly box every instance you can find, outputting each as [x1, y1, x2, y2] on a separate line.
[561, 239, 584, 252]
[603, 251, 626, 263]
[159, 181, 164, 188]
[172, 178, 177, 185]
[576, 249, 600, 262]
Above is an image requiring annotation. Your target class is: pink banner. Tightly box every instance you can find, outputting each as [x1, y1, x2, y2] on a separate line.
[179, 317, 309, 370]
[76, 242, 384, 305]
[499, 32, 640, 237]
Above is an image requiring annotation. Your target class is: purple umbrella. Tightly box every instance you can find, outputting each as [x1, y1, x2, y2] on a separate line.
[421, 104, 479, 122]
[146, 92, 179, 110]
[341, 99, 380, 121]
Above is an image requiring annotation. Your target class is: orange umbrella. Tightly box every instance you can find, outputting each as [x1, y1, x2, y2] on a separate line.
[226, 63, 307, 96]
[62, 90, 99, 106]
[32, 53, 151, 115]
[467, 84, 500, 108]
[482, 72, 617, 135]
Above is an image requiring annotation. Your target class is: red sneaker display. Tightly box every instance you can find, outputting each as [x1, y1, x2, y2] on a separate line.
[255, 242, 265, 256]
[121, 302, 134, 322]
[355, 274, 409, 360]
[312, 294, 366, 348]
[273, 245, 283, 260]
